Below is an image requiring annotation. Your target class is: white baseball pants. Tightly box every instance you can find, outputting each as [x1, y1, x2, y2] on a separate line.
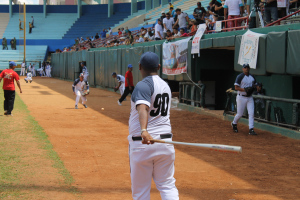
[20, 68, 25, 76]
[232, 95, 255, 129]
[75, 89, 87, 106]
[119, 83, 125, 96]
[24, 77, 32, 82]
[84, 74, 88, 82]
[128, 137, 179, 200]
[32, 69, 36, 76]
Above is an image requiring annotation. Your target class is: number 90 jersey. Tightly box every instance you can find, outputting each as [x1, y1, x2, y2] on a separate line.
[129, 75, 171, 137]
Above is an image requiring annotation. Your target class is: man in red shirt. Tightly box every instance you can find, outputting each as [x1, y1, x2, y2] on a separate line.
[0, 61, 22, 116]
[118, 64, 134, 105]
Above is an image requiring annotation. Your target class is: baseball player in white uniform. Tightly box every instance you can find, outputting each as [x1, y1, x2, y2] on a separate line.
[128, 52, 179, 200]
[46, 63, 52, 77]
[24, 72, 32, 83]
[111, 72, 125, 96]
[81, 62, 89, 82]
[231, 64, 257, 135]
[72, 73, 89, 109]
[20, 61, 26, 76]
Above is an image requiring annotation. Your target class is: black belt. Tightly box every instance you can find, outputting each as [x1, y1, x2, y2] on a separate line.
[132, 134, 172, 141]
[239, 94, 250, 97]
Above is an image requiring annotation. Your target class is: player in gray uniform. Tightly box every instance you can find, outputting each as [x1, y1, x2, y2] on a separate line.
[128, 52, 179, 200]
[111, 72, 125, 96]
[231, 64, 257, 135]
[81, 62, 89, 82]
[72, 73, 89, 109]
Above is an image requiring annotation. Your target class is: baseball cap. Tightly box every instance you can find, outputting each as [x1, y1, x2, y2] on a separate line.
[139, 52, 159, 69]
[128, 64, 133, 68]
[9, 61, 16, 67]
[112, 72, 117, 76]
[79, 73, 84, 77]
[243, 64, 250, 68]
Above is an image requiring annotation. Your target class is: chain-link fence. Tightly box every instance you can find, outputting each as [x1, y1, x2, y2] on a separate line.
[224, 91, 300, 130]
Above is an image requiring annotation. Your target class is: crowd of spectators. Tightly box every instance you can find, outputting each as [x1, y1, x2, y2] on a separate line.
[54, 0, 299, 53]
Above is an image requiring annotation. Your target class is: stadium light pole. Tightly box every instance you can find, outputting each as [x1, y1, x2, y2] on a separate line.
[23, 3, 26, 62]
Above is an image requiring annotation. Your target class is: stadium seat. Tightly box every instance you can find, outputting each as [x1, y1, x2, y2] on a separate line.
[0, 45, 48, 70]
[3, 13, 78, 40]
[0, 13, 9, 39]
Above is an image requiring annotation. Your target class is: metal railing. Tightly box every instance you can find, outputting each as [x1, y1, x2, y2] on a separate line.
[179, 82, 205, 107]
[224, 91, 300, 130]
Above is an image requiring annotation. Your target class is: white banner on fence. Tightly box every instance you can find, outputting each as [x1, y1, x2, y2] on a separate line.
[238, 30, 265, 69]
[215, 21, 222, 32]
[162, 37, 192, 75]
[191, 24, 207, 55]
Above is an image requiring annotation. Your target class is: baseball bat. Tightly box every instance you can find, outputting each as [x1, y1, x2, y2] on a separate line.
[150, 139, 242, 153]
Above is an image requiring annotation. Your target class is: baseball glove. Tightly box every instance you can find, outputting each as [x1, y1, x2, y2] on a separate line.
[113, 87, 118, 92]
[244, 87, 255, 97]
[81, 90, 90, 96]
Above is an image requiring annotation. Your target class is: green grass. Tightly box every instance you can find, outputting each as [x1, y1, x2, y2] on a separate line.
[0, 87, 79, 199]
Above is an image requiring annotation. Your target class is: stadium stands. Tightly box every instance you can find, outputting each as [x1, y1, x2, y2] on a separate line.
[3, 13, 78, 39]
[63, 12, 131, 40]
[0, 45, 48, 70]
[0, 13, 9, 39]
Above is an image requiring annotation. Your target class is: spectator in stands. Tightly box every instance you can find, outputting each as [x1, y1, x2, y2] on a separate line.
[75, 38, 79, 45]
[169, 7, 176, 17]
[118, 28, 122, 36]
[247, 0, 257, 28]
[213, 0, 225, 19]
[160, 12, 166, 22]
[80, 37, 84, 43]
[173, 8, 189, 32]
[166, 30, 174, 41]
[2, 38, 8, 50]
[125, 27, 129, 35]
[144, 28, 155, 41]
[101, 29, 107, 39]
[89, 42, 95, 48]
[224, 0, 243, 29]
[86, 37, 91, 42]
[190, 19, 198, 32]
[133, 35, 144, 44]
[262, 0, 278, 24]
[10, 39, 15, 50]
[19, 19, 23, 30]
[141, 27, 147, 36]
[91, 36, 95, 41]
[119, 37, 126, 45]
[169, 2, 174, 10]
[155, 19, 163, 40]
[29, 22, 33, 34]
[95, 33, 100, 39]
[31, 16, 34, 28]
[13, 37, 16, 50]
[127, 31, 134, 44]
[179, 28, 189, 37]
[173, 28, 181, 38]
[122, 28, 126, 35]
[163, 13, 175, 38]
[108, 27, 113, 36]
[193, 2, 207, 25]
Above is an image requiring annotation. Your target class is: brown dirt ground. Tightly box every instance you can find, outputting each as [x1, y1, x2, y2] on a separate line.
[18, 77, 300, 200]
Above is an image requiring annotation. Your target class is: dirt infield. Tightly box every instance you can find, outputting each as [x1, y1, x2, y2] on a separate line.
[18, 77, 300, 200]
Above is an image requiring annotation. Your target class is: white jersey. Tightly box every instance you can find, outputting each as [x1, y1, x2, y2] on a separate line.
[234, 73, 256, 96]
[72, 78, 89, 92]
[26, 72, 32, 79]
[116, 74, 125, 84]
[21, 63, 25, 68]
[129, 75, 171, 137]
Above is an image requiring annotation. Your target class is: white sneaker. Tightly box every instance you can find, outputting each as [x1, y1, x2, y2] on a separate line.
[117, 100, 122, 106]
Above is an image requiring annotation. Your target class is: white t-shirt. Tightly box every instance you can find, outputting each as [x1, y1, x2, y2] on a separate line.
[163, 17, 175, 32]
[155, 23, 163, 38]
[138, 37, 144, 43]
[108, 30, 112, 35]
[129, 75, 171, 137]
[174, 32, 181, 37]
[177, 12, 188, 28]
[224, 0, 243, 16]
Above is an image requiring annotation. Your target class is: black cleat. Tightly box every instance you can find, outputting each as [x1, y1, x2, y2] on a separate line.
[83, 104, 88, 108]
[231, 123, 238, 133]
[249, 129, 257, 135]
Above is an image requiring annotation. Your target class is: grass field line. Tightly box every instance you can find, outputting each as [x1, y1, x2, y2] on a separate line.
[0, 85, 80, 199]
